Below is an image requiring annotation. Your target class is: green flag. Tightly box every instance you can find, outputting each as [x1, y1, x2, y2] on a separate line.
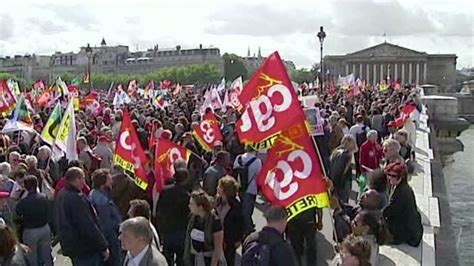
[41, 103, 62, 145]
[71, 77, 81, 87]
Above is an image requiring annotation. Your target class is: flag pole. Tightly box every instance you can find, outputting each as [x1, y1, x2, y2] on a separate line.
[310, 133, 341, 245]
[107, 82, 114, 98]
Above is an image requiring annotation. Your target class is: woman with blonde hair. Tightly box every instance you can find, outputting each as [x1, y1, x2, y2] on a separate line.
[329, 136, 358, 203]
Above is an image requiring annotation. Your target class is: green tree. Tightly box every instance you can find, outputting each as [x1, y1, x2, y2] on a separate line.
[0, 72, 29, 88]
[223, 53, 248, 81]
[290, 68, 314, 83]
[83, 64, 221, 90]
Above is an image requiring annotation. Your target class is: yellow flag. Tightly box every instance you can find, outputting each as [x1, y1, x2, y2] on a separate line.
[40, 103, 62, 145]
[52, 98, 77, 161]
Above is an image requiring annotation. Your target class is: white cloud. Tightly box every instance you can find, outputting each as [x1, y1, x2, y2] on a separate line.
[0, 0, 472, 68]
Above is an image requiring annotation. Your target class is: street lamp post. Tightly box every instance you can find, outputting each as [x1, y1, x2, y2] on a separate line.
[317, 26, 326, 91]
[85, 43, 93, 91]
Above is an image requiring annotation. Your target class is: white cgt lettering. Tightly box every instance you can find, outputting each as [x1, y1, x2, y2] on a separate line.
[119, 131, 132, 150]
[264, 149, 312, 200]
[169, 147, 183, 175]
[200, 120, 215, 144]
[239, 84, 292, 133]
[119, 130, 141, 170]
[169, 147, 183, 164]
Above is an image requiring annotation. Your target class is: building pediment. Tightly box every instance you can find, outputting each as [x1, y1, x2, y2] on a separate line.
[347, 42, 426, 58]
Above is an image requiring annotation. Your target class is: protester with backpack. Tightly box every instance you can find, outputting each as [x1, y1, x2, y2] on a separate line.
[232, 146, 262, 236]
[242, 205, 296, 266]
[329, 136, 358, 204]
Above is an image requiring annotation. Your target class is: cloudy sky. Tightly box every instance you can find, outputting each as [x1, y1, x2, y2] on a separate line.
[1, 0, 473, 69]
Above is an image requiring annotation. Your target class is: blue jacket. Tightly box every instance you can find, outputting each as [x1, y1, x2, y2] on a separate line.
[88, 189, 122, 240]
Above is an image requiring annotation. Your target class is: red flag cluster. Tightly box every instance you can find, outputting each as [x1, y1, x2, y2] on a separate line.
[235, 52, 329, 220]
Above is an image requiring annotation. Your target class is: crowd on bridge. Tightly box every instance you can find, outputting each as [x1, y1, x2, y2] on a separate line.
[0, 54, 424, 266]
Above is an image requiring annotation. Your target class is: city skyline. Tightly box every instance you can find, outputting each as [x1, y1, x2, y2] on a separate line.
[1, 0, 472, 69]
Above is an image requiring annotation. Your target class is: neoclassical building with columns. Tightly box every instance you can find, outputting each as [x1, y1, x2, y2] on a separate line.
[324, 42, 457, 90]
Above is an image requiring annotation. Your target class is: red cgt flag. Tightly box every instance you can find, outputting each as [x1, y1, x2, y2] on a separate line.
[0, 80, 17, 116]
[192, 112, 223, 152]
[257, 122, 329, 221]
[154, 138, 191, 192]
[389, 103, 417, 128]
[236, 52, 305, 144]
[113, 109, 149, 190]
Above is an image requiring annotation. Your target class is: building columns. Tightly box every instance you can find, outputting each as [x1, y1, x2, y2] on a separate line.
[416, 63, 420, 85]
[373, 64, 377, 84]
[423, 62, 427, 84]
[366, 64, 370, 82]
[345, 64, 349, 75]
[380, 64, 384, 81]
[409, 63, 413, 84]
[394, 63, 398, 81]
[401, 63, 405, 84]
[352, 63, 356, 75]
[359, 63, 363, 79]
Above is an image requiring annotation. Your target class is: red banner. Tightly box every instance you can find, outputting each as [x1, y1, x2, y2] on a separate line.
[154, 138, 191, 191]
[192, 112, 223, 152]
[257, 122, 329, 220]
[113, 109, 149, 190]
[390, 103, 417, 128]
[0, 80, 17, 116]
[236, 52, 305, 144]
[37, 89, 52, 107]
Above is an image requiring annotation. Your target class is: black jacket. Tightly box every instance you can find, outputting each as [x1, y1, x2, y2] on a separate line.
[383, 182, 423, 247]
[56, 184, 108, 257]
[16, 192, 50, 229]
[243, 226, 296, 266]
[156, 183, 190, 234]
[221, 198, 244, 247]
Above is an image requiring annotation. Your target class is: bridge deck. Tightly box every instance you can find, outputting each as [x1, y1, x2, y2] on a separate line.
[252, 107, 439, 266]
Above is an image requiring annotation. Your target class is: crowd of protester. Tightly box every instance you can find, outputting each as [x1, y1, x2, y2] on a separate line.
[0, 81, 425, 266]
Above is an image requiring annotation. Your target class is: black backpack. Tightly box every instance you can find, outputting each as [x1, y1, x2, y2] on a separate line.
[329, 149, 350, 188]
[233, 156, 257, 193]
[241, 238, 272, 266]
[355, 126, 367, 147]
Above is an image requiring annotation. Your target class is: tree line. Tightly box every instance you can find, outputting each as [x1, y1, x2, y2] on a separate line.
[1, 55, 319, 90]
